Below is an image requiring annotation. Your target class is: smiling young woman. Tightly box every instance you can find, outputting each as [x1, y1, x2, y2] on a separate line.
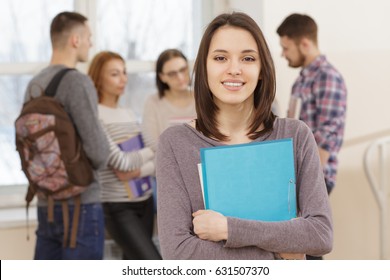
[206, 26, 261, 109]
[156, 12, 333, 260]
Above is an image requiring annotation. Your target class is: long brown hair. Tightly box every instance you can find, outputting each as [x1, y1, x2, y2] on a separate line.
[88, 51, 125, 103]
[194, 12, 276, 141]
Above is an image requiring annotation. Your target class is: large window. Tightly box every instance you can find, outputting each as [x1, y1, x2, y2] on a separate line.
[0, 0, 72, 63]
[0, 0, 205, 189]
[95, 0, 201, 118]
[96, 0, 197, 60]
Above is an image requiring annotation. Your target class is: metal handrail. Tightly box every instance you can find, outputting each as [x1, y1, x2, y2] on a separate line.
[363, 136, 390, 260]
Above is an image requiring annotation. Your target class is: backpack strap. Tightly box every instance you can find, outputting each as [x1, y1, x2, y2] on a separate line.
[61, 196, 81, 248]
[47, 196, 54, 222]
[45, 68, 75, 97]
[44, 67, 80, 248]
[62, 201, 70, 248]
[70, 195, 81, 248]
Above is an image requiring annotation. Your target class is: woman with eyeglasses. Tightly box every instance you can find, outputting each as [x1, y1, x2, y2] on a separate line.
[142, 49, 196, 151]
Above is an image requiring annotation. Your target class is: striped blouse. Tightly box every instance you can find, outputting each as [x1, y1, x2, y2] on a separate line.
[98, 104, 154, 202]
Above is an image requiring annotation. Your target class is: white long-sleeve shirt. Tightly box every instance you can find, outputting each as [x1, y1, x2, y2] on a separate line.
[98, 104, 154, 202]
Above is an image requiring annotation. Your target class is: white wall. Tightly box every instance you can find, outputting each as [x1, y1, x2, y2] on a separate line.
[0, 227, 36, 259]
[226, 0, 390, 259]
[0, 208, 37, 260]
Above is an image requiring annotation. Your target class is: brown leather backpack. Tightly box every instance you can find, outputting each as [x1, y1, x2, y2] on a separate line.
[15, 68, 93, 248]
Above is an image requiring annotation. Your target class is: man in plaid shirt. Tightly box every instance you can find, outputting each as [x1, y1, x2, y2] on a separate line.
[277, 13, 347, 260]
[277, 13, 347, 195]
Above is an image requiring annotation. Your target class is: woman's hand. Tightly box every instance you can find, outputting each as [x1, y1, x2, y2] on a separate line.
[192, 210, 228, 242]
[114, 169, 141, 181]
[277, 252, 306, 260]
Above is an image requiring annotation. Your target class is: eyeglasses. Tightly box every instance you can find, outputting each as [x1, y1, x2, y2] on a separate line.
[162, 66, 188, 78]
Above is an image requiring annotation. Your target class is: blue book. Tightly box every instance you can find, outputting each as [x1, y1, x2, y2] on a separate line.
[200, 138, 297, 222]
[118, 135, 152, 198]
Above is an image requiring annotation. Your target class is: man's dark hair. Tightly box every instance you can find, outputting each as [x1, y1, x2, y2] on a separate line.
[276, 13, 318, 45]
[50, 11, 88, 48]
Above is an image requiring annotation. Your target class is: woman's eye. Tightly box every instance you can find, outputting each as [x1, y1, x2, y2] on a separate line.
[214, 56, 226, 61]
[243, 56, 255, 62]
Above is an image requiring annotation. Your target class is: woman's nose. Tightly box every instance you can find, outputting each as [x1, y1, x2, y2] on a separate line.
[227, 60, 242, 76]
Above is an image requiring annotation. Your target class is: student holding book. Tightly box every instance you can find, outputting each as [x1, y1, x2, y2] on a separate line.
[88, 51, 161, 260]
[156, 12, 333, 260]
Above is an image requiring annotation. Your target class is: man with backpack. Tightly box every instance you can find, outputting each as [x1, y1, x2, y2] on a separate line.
[19, 11, 109, 259]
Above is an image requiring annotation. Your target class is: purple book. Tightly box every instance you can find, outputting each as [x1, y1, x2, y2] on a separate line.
[118, 135, 152, 198]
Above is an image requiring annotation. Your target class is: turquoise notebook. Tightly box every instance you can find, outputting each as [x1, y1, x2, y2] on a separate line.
[200, 138, 297, 222]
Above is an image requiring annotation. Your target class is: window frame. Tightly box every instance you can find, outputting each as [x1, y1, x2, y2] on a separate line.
[0, 0, 215, 207]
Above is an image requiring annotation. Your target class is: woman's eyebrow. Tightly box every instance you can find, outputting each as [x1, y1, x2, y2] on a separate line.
[210, 49, 258, 54]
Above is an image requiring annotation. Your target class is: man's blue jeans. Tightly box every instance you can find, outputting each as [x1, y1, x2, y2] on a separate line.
[34, 203, 104, 260]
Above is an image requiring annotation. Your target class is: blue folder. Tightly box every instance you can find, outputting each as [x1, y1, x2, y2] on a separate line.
[200, 138, 296, 222]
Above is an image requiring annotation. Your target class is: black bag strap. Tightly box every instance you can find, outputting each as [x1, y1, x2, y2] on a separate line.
[45, 68, 75, 97]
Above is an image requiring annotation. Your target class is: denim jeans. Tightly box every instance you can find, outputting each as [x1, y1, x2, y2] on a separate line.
[34, 202, 104, 260]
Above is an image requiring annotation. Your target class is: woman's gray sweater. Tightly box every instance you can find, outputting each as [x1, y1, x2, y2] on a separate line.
[156, 118, 333, 259]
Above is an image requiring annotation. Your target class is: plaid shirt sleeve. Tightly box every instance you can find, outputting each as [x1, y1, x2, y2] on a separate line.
[312, 71, 347, 152]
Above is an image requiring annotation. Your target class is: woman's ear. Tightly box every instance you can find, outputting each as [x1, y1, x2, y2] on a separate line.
[159, 72, 166, 84]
